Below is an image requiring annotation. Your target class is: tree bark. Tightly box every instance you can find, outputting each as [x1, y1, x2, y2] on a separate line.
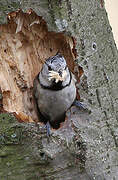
[0, 0, 118, 180]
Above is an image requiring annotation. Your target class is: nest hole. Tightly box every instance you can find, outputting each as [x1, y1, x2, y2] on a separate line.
[0, 9, 83, 125]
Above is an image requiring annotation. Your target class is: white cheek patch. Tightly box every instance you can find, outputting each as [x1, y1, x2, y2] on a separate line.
[48, 70, 67, 83]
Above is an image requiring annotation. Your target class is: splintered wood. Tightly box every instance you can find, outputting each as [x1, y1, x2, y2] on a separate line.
[0, 9, 77, 122]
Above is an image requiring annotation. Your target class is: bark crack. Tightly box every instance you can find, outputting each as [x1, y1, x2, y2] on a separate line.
[66, 0, 72, 21]
[96, 89, 101, 107]
[103, 111, 118, 148]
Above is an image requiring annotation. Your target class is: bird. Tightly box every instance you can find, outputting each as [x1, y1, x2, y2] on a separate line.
[33, 53, 83, 134]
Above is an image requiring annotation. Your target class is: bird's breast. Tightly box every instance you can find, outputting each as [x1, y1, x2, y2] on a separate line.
[36, 78, 76, 122]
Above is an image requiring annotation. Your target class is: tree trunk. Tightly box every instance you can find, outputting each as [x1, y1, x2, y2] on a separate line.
[0, 0, 118, 180]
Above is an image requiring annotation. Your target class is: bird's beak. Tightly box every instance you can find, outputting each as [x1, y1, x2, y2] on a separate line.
[48, 70, 67, 83]
[60, 70, 67, 81]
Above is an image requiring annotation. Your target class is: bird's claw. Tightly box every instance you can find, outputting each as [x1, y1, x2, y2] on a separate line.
[44, 121, 51, 136]
[73, 100, 86, 109]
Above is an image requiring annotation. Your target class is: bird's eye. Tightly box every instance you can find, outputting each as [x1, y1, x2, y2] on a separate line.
[48, 66, 52, 71]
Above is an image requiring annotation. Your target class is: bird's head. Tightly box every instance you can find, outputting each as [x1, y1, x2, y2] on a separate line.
[42, 53, 69, 83]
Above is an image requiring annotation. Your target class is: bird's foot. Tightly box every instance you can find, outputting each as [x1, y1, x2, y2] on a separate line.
[35, 121, 51, 137]
[73, 100, 86, 109]
[44, 121, 51, 136]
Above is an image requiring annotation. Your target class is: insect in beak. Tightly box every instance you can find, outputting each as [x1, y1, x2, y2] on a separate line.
[48, 70, 67, 83]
